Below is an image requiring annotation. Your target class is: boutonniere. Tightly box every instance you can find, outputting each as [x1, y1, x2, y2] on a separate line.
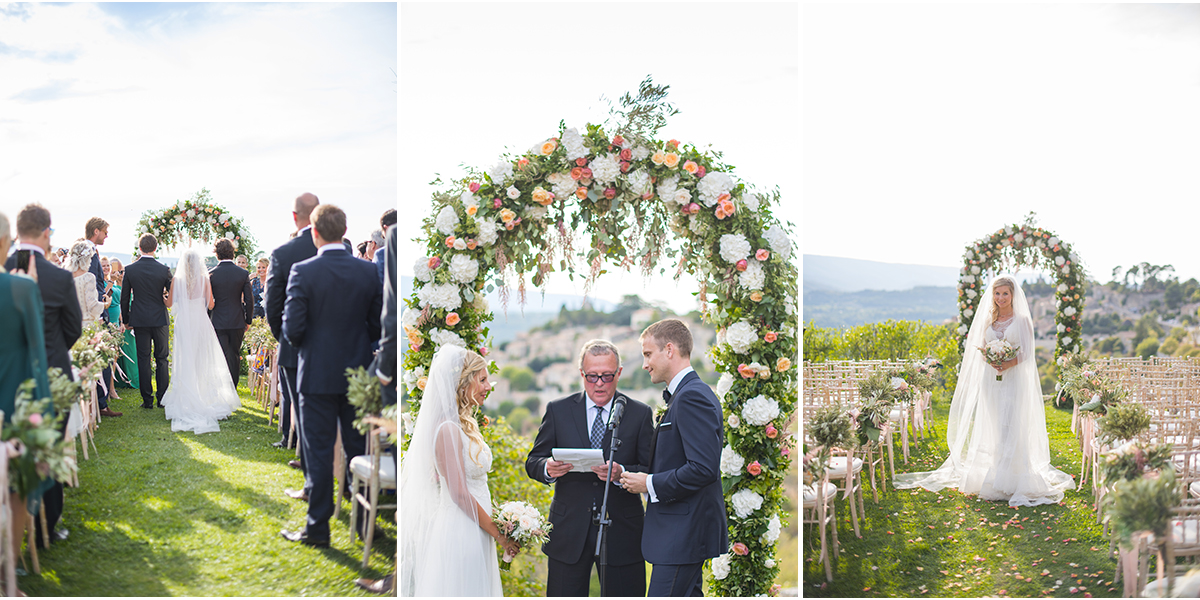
[654, 404, 668, 425]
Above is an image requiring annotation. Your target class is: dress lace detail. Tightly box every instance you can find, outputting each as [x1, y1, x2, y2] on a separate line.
[462, 433, 493, 513]
[990, 315, 1015, 337]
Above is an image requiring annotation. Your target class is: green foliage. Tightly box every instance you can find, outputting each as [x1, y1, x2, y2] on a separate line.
[345, 366, 383, 435]
[1159, 337, 1179, 356]
[803, 320, 961, 392]
[500, 365, 537, 392]
[1105, 468, 1178, 547]
[1095, 402, 1151, 444]
[1135, 336, 1160, 360]
[1133, 313, 1164, 348]
[809, 405, 855, 451]
[135, 188, 257, 258]
[1096, 336, 1126, 356]
[46, 367, 84, 415]
[8, 381, 74, 509]
[527, 355, 568, 373]
[1100, 442, 1172, 485]
[854, 371, 896, 445]
[603, 75, 680, 141]
[481, 416, 554, 597]
[1083, 312, 1123, 336]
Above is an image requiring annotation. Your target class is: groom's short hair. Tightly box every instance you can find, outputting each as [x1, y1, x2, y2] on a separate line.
[640, 318, 693, 358]
[213, 239, 235, 260]
[138, 233, 158, 254]
[311, 204, 347, 243]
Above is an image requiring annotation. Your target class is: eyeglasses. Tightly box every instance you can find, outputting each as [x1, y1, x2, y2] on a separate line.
[583, 372, 617, 383]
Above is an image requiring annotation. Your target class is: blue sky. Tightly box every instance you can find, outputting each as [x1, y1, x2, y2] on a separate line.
[0, 2, 396, 257]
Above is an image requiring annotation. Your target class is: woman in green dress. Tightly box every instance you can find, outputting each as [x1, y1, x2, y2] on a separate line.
[109, 258, 139, 388]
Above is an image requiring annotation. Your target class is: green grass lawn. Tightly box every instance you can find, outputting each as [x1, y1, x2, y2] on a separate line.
[20, 385, 396, 596]
[804, 394, 1120, 597]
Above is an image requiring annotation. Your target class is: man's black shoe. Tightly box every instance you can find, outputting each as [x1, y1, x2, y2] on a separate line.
[271, 440, 286, 449]
[141, 403, 154, 409]
[280, 529, 329, 548]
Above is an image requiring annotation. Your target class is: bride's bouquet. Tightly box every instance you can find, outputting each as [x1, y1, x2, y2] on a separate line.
[491, 501, 552, 570]
[979, 340, 1019, 381]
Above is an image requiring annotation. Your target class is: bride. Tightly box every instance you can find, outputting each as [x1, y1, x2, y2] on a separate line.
[399, 346, 519, 597]
[160, 249, 242, 434]
[894, 274, 1076, 507]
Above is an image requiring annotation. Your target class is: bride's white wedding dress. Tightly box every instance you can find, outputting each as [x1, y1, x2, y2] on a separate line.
[400, 346, 502, 597]
[161, 250, 242, 434]
[894, 275, 1075, 507]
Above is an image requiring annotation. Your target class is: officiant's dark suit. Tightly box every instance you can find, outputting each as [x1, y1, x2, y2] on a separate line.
[208, 243, 254, 387]
[281, 204, 379, 544]
[120, 236, 173, 408]
[525, 367, 654, 596]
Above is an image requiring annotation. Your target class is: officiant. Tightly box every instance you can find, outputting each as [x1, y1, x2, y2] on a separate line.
[524, 340, 654, 596]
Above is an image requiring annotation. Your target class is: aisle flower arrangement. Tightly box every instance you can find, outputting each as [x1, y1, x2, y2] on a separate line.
[7, 380, 77, 508]
[402, 85, 797, 596]
[71, 322, 123, 383]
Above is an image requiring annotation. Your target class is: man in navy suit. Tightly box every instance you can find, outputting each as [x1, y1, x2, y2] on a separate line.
[373, 209, 395, 287]
[266, 193, 319, 473]
[120, 234, 174, 409]
[86, 217, 117, 409]
[208, 238, 254, 387]
[280, 203, 379, 547]
[621, 318, 727, 597]
[372, 225, 396, 407]
[525, 340, 654, 596]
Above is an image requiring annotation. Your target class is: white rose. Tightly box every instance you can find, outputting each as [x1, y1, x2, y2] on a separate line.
[562, 127, 587, 160]
[225, 231, 234, 239]
[742, 193, 761, 212]
[1057, 283, 1068, 293]
[957, 325, 969, 335]
[453, 237, 467, 250]
[460, 191, 478, 210]
[731, 488, 763, 518]
[401, 307, 420, 331]
[717, 372, 734, 400]
[964, 308, 973, 317]
[1014, 233, 1024, 243]
[725, 321, 758, 354]
[720, 445, 745, 477]
[1062, 336, 1073, 346]
[1055, 255, 1066, 266]
[632, 146, 651, 161]
[971, 266, 981, 274]
[1049, 236, 1060, 246]
[1061, 265, 1070, 274]
[435, 205, 459, 236]
[711, 554, 731, 580]
[966, 289, 977, 299]
[657, 176, 681, 205]
[448, 254, 479, 284]
[719, 234, 752, 265]
[741, 395, 780, 426]
[506, 185, 520, 200]
[727, 414, 740, 428]
[413, 256, 434, 282]
[673, 188, 692, 206]
[764, 558, 776, 568]
[1057, 324, 1066, 333]
[739, 259, 765, 290]
[1064, 306, 1076, 316]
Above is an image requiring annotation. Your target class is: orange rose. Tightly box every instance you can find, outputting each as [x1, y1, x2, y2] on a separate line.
[651, 150, 666, 165]
[777, 357, 792, 372]
[466, 205, 478, 216]
[445, 236, 456, 248]
[540, 139, 558, 155]
[738, 363, 756, 379]
[466, 239, 477, 250]
[531, 187, 555, 206]
[664, 152, 680, 169]
[750, 291, 763, 302]
[446, 312, 461, 326]
[499, 208, 516, 223]
[416, 377, 428, 390]
[576, 187, 588, 200]
[683, 160, 699, 174]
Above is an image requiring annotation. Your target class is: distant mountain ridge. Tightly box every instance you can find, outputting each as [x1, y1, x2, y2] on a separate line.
[804, 255, 960, 292]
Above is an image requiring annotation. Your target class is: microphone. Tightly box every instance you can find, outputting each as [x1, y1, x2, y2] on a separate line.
[607, 395, 627, 430]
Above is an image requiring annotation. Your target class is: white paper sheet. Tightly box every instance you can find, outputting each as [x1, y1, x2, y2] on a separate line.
[552, 448, 605, 472]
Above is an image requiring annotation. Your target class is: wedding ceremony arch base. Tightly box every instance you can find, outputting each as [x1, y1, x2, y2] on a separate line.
[401, 89, 798, 596]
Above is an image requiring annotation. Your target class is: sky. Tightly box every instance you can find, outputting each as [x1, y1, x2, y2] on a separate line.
[399, 2, 800, 315]
[0, 2, 396, 259]
[804, 3, 1200, 284]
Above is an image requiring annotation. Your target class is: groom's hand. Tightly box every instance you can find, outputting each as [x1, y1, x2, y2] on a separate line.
[619, 472, 648, 494]
[546, 459, 573, 478]
[592, 460, 623, 482]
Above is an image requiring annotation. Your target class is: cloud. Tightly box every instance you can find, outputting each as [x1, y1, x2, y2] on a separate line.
[9, 79, 79, 103]
[0, 40, 78, 63]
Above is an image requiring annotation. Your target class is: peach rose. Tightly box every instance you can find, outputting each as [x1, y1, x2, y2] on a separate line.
[575, 157, 588, 167]
[736, 260, 748, 272]
[517, 157, 530, 169]
[651, 150, 666, 165]
[581, 168, 593, 179]
[466, 205, 478, 217]
[603, 188, 616, 199]
[612, 135, 625, 146]
[571, 167, 584, 180]
[466, 239, 477, 250]
[667, 139, 680, 150]
[499, 208, 517, 223]
[416, 377, 428, 390]
[683, 160, 699, 174]
[687, 203, 701, 215]
[738, 363, 756, 379]
[746, 461, 762, 476]
[446, 312, 461, 326]
[765, 424, 778, 439]
[764, 331, 778, 343]
[750, 291, 763, 302]
[756, 249, 770, 261]
[777, 357, 792, 372]
[445, 236, 456, 248]
[715, 199, 736, 220]
[619, 148, 632, 161]
[664, 152, 680, 169]
[718, 192, 731, 203]
[576, 187, 589, 200]
[531, 187, 555, 206]
[540, 139, 558, 155]
[620, 162, 631, 173]
[409, 341, 422, 353]
[757, 369, 771, 380]
[505, 222, 515, 231]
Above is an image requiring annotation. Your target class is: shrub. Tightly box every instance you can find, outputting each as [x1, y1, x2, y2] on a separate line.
[1135, 337, 1160, 360]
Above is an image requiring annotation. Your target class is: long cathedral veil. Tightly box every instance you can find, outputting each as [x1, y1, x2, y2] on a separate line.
[894, 274, 1074, 506]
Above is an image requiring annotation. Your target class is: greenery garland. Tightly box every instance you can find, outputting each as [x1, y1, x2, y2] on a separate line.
[957, 213, 1085, 358]
[401, 82, 797, 597]
[134, 188, 257, 258]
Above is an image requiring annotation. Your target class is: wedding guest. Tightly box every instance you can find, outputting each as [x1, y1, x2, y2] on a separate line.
[251, 257, 269, 319]
[66, 240, 121, 418]
[374, 209, 395, 286]
[267, 193, 320, 465]
[209, 239, 255, 387]
[109, 259, 138, 391]
[525, 340, 654, 596]
[86, 217, 116, 409]
[280, 203, 378, 547]
[0, 210, 55, 580]
[102, 257, 121, 399]
[121, 234, 174, 410]
[374, 226, 396, 407]
[356, 240, 370, 260]
[236, 255, 249, 271]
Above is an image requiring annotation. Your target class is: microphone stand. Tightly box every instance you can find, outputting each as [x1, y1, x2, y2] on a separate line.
[595, 398, 625, 597]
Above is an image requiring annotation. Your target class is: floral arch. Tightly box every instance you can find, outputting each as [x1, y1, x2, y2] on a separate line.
[957, 215, 1085, 358]
[134, 188, 258, 258]
[401, 113, 798, 595]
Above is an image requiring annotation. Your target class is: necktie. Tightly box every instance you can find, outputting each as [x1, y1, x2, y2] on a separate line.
[662, 389, 673, 404]
[590, 406, 606, 449]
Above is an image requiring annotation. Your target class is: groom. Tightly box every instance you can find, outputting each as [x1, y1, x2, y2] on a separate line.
[208, 238, 254, 387]
[120, 233, 174, 408]
[620, 318, 727, 597]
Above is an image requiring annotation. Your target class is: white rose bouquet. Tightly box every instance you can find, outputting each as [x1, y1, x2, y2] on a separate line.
[979, 339, 1019, 381]
[492, 500, 552, 570]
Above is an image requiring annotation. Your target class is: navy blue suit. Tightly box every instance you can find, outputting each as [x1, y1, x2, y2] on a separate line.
[644, 370, 727, 596]
[373, 227, 396, 407]
[282, 245, 381, 539]
[121, 256, 173, 407]
[266, 227, 317, 453]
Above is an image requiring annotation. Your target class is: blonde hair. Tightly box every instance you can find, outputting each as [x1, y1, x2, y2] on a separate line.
[640, 318, 694, 358]
[990, 277, 1017, 324]
[456, 350, 489, 467]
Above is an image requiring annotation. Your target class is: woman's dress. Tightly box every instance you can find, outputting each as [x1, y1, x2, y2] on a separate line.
[111, 285, 140, 387]
[250, 277, 266, 319]
[73, 272, 104, 326]
[160, 276, 242, 434]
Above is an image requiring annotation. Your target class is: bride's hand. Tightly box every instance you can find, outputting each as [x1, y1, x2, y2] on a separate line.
[498, 534, 520, 557]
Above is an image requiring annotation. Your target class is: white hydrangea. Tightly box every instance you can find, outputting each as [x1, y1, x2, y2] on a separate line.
[417, 282, 462, 311]
[731, 488, 763, 518]
[739, 259, 765, 290]
[1055, 255, 1066, 266]
[697, 172, 735, 207]
[719, 233, 751, 265]
[657, 176, 681, 205]
[435, 205, 459, 236]
[562, 127, 587, 160]
[403, 366, 425, 386]
[763, 224, 792, 261]
[688, 214, 707, 235]
[428, 328, 466, 349]
[413, 256, 434, 282]
[742, 193, 760, 212]
[401, 306, 420, 331]
[762, 514, 781, 544]
[1064, 306, 1076, 316]
[1062, 336, 1073, 346]
[711, 554, 731, 580]
[547, 171, 577, 203]
[786, 293, 796, 316]
[632, 146, 651, 161]
[1057, 283, 1068, 293]
[716, 372, 734, 400]
[1049, 236, 1060, 246]
[448, 254, 479, 284]
[489, 158, 513, 185]
[720, 445, 745, 477]
[725, 321, 758, 354]
[971, 265, 981, 274]
[741, 395, 780, 426]
[475, 218, 499, 247]
[588, 153, 621, 185]
[525, 205, 549, 220]
[958, 324, 969, 335]
[964, 308, 974, 317]
[627, 170, 652, 196]
[473, 293, 489, 313]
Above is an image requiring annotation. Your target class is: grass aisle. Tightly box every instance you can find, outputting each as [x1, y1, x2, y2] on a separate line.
[804, 394, 1120, 598]
[21, 386, 396, 596]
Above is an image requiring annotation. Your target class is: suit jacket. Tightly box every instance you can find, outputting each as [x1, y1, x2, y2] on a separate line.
[120, 256, 172, 328]
[266, 227, 317, 369]
[525, 392, 654, 566]
[208, 261, 254, 329]
[88, 251, 107, 323]
[5, 250, 82, 379]
[282, 247, 382, 395]
[374, 227, 397, 405]
[642, 370, 728, 565]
